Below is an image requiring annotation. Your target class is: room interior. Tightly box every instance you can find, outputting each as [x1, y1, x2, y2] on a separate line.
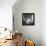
[0, 0, 46, 46]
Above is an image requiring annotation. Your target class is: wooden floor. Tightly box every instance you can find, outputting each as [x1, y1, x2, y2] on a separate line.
[0, 39, 16, 46]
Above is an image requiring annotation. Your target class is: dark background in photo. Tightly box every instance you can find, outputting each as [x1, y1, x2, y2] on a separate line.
[22, 13, 35, 25]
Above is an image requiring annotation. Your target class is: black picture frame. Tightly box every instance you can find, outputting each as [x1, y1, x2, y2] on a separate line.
[22, 13, 35, 25]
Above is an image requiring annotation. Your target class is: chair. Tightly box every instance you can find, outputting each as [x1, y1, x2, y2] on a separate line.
[15, 33, 23, 46]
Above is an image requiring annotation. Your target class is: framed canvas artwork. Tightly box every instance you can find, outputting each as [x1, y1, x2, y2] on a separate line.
[22, 13, 35, 25]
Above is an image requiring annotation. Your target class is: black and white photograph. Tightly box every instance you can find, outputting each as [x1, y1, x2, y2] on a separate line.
[22, 13, 35, 25]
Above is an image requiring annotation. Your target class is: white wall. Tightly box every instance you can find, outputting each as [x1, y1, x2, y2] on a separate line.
[0, 0, 16, 30]
[13, 0, 41, 46]
[41, 0, 46, 46]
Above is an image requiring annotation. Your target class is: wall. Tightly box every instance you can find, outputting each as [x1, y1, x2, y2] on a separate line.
[13, 0, 41, 46]
[41, 0, 46, 46]
[0, 0, 16, 30]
